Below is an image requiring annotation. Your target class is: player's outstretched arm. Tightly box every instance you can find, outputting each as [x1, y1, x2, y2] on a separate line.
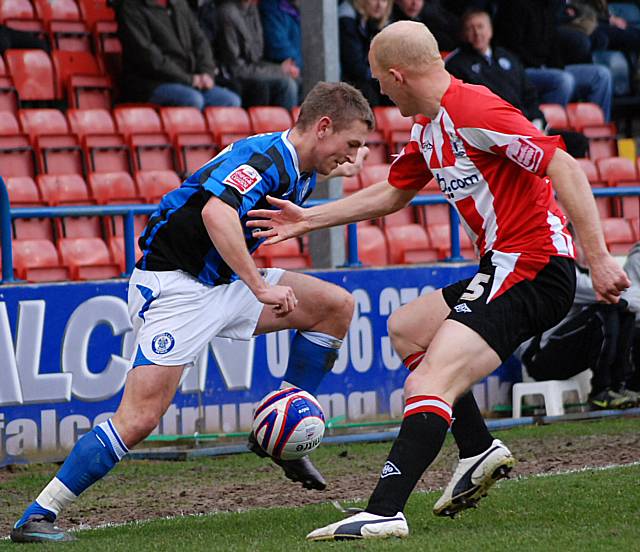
[247, 180, 417, 244]
[547, 148, 631, 303]
[202, 196, 298, 315]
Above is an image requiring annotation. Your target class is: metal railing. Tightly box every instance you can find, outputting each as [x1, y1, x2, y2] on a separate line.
[1, 175, 639, 284]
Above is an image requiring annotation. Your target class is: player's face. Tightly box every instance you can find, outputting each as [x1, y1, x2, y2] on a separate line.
[369, 52, 414, 116]
[314, 120, 369, 175]
[463, 13, 492, 53]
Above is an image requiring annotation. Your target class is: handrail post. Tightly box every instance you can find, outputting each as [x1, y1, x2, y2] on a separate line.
[446, 205, 465, 262]
[123, 211, 136, 276]
[344, 223, 362, 267]
[0, 177, 16, 283]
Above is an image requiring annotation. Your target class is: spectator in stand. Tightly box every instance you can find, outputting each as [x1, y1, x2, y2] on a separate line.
[391, 0, 462, 52]
[216, 0, 298, 110]
[446, 9, 588, 157]
[494, 0, 613, 120]
[339, 0, 394, 107]
[259, 0, 302, 71]
[113, 0, 241, 109]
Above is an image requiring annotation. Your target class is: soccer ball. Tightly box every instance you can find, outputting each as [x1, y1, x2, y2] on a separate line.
[252, 387, 325, 460]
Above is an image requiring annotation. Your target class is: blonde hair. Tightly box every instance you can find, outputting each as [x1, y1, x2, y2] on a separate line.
[371, 20, 443, 71]
[353, 0, 393, 30]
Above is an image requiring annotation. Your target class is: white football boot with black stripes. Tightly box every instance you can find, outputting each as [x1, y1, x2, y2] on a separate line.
[433, 439, 515, 518]
[306, 511, 409, 541]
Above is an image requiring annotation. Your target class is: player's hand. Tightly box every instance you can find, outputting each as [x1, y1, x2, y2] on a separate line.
[590, 255, 631, 303]
[247, 196, 309, 244]
[254, 284, 298, 316]
[334, 146, 369, 178]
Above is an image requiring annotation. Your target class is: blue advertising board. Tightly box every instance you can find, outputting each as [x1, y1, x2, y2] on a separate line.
[0, 263, 521, 466]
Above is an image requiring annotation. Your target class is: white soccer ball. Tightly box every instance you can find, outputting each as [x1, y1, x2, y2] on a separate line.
[252, 387, 325, 460]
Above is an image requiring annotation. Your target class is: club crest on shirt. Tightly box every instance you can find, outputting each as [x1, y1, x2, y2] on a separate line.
[506, 138, 543, 172]
[223, 164, 262, 194]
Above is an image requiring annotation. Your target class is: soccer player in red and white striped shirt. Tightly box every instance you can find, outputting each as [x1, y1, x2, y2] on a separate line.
[249, 21, 630, 541]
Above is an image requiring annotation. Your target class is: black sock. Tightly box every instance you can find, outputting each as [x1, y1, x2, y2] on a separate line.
[451, 391, 494, 459]
[366, 395, 451, 517]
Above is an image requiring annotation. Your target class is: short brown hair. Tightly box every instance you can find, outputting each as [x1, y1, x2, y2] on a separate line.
[296, 82, 375, 132]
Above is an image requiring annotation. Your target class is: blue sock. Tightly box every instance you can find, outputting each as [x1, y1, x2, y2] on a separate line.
[282, 331, 342, 394]
[15, 419, 128, 528]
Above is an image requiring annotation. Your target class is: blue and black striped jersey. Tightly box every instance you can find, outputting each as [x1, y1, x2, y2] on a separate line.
[137, 131, 317, 286]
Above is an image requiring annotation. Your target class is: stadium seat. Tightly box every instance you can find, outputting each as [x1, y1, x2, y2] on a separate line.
[58, 236, 120, 280]
[19, 108, 84, 175]
[248, 106, 292, 133]
[539, 104, 569, 129]
[105, 213, 146, 271]
[290, 106, 300, 123]
[60, 215, 103, 238]
[88, 171, 141, 204]
[354, 224, 388, 266]
[12, 238, 70, 282]
[600, 217, 637, 254]
[114, 106, 175, 171]
[255, 239, 310, 269]
[0, 132, 35, 177]
[0, 111, 21, 135]
[52, 50, 111, 108]
[37, 173, 93, 205]
[4, 176, 43, 206]
[382, 206, 417, 227]
[135, 169, 181, 203]
[77, 0, 115, 26]
[160, 107, 217, 175]
[0, 0, 44, 33]
[374, 106, 413, 153]
[566, 102, 617, 159]
[13, 218, 55, 240]
[385, 224, 438, 264]
[365, 130, 389, 164]
[205, 106, 252, 147]
[0, 57, 18, 113]
[33, 0, 91, 52]
[4, 49, 56, 101]
[360, 163, 390, 188]
[596, 156, 638, 186]
[426, 222, 475, 259]
[577, 158, 612, 218]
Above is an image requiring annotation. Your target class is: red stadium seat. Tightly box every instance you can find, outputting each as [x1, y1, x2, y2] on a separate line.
[135, 169, 181, 203]
[539, 104, 569, 129]
[0, 111, 21, 135]
[290, 106, 300, 123]
[52, 50, 111, 108]
[255, 239, 310, 269]
[374, 106, 413, 153]
[382, 206, 417, 227]
[5, 176, 43, 206]
[67, 107, 116, 136]
[0, 58, 18, 113]
[248, 106, 292, 133]
[58, 236, 120, 280]
[576, 158, 603, 185]
[4, 49, 56, 101]
[60, 215, 103, 238]
[360, 163, 390, 188]
[365, 130, 389, 164]
[13, 218, 55, 240]
[88, 171, 141, 204]
[0, 0, 44, 33]
[426, 223, 475, 259]
[160, 107, 217, 175]
[596, 156, 638, 186]
[77, 0, 115, 26]
[0, 133, 35, 177]
[37, 173, 93, 205]
[354, 224, 388, 266]
[105, 213, 146, 271]
[13, 239, 70, 282]
[385, 224, 438, 264]
[566, 102, 617, 160]
[114, 106, 175, 171]
[600, 217, 637, 255]
[205, 106, 252, 147]
[19, 108, 84, 175]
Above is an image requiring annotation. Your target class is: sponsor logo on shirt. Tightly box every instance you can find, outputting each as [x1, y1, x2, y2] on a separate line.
[435, 173, 479, 198]
[506, 138, 543, 172]
[223, 164, 262, 194]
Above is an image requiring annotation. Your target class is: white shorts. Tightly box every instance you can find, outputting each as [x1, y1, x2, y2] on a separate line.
[127, 267, 284, 368]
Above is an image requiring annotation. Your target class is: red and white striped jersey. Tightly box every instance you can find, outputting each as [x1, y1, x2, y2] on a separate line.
[388, 77, 575, 299]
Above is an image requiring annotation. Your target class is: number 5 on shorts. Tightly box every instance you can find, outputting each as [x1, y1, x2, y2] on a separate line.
[460, 273, 491, 301]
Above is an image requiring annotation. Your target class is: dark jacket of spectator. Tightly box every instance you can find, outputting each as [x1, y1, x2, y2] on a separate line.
[259, 0, 302, 68]
[114, 0, 217, 102]
[446, 44, 545, 121]
[391, 1, 461, 52]
[216, 0, 286, 81]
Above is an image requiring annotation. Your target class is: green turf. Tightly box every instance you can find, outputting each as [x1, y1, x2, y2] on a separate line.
[1, 416, 639, 550]
[2, 465, 639, 551]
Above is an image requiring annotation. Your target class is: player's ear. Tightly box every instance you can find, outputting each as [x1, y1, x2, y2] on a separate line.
[316, 116, 333, 138]
[389, 68, 404, 84]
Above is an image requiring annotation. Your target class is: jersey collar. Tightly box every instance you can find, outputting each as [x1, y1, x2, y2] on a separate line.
[282, 130, 301, 179]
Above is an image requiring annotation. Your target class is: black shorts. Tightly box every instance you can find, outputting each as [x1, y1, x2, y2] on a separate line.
[442, 253, 576, 361]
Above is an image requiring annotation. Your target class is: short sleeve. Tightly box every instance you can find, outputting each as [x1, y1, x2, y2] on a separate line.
[388, 123, 433, 191]
[202, 146, 278, 215]
[456, 101, 565, 176]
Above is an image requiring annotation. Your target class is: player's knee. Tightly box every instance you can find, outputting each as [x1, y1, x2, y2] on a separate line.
[334, 290, 354, 327]
[404, 369, 430, 398]
[387, 309, 407, 348]
[125, 411, 162, 444]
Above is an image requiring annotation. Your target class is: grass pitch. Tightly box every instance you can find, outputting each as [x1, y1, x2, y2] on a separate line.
[1, 417, 639, 550]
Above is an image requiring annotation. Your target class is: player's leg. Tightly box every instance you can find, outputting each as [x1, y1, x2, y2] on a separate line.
[387, 287, 497, 461]
[248, 271, 354, 490]
[11, 363, 184, 543]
